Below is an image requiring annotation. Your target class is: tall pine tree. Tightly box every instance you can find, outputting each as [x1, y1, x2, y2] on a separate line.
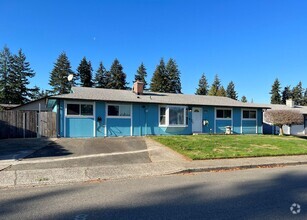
[208, 74, 221, 96]
[241, 95, 247, 103]
[302, 88, 307, 106]
[0, 46, 12, 103]
[49, 52, 75, 95]
[77, 57, 93, 87]
[165, 58, 182, 93]
[217, 86, 227, 97]
[226, 81, 238, 100]
[270, 78, 282, 104]
[94, 62, 110, 88]
[108, 58, 127, 89]
[134, 63, 147, 89]
[292, 81, 303, 105]
[29, 86, 49, 100]
[195, 73, 209, 95]
[9, 49, 36, 104]
[281, 86, 292, 104]
[150, 58, 168, 92]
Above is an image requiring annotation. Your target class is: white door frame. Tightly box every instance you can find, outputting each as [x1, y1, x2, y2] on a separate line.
[192, 107, 203, 133]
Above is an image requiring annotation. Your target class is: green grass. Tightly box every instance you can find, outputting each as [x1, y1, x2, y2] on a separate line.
[150, 135, 307, 160]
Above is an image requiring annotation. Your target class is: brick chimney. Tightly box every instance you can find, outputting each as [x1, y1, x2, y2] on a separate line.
[133, 80, 144, 95]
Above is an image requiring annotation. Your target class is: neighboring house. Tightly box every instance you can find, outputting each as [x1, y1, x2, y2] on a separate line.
[11, 97, 52, 112]
[47, 81, 268, 138]
[263, 100, 307, 135]
[0, 104, 20, 110]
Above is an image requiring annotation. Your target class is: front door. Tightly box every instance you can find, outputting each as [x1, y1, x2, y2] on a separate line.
[192, 107, 202, 133]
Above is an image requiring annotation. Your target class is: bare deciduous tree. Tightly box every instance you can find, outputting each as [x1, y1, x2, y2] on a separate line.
[264, 110, 304, 135]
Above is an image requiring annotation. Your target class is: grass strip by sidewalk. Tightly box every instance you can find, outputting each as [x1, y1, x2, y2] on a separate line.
[150, 135, 307, 160]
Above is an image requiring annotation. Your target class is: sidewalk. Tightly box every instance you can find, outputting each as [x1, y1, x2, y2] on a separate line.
[1, 138, 307, 188]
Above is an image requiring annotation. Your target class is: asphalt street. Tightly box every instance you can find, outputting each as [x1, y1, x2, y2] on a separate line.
[1, 165, 306, 219]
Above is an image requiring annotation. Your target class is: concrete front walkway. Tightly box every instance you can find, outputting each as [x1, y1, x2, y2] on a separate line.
[1, 137, 307, 188]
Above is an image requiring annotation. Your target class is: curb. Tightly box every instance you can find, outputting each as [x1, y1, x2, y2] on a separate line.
[174, 161, 307, 174]
[1, 160, 307, 189]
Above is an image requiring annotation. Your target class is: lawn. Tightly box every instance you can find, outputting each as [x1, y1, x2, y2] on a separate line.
[150, 135, 307, 160]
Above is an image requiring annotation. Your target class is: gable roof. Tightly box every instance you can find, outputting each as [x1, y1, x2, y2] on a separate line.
[51, 87, 269, 109]
[11, 97, 52, 111]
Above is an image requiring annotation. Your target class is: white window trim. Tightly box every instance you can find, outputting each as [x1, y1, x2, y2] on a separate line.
[64, 100, 95, 138]
[159, 105, 188, 127]
[65, 101, 95, 118]
[106, 103, 132, 118]
[241, 109, 257, 120]
[215, 108, 233, 120]
[241, 109, 258, 134]
[214, 107, 233, 134]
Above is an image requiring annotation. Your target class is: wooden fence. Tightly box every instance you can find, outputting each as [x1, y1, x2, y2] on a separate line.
[0, 111, 56, 139]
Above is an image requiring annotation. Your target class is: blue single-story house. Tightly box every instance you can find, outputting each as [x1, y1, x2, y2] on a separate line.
[47, 82, 268, 138]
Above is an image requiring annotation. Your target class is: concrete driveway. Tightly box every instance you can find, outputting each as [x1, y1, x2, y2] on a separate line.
[4, 137, 152, 170]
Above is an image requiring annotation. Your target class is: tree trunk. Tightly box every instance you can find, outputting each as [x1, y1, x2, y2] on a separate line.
[279, 126, 284, 136]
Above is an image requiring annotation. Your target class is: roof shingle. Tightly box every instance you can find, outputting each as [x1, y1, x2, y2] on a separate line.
[51, 87, 269, 108]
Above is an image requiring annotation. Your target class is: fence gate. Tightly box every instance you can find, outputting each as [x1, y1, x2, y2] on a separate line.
[0, 111, 56, 139]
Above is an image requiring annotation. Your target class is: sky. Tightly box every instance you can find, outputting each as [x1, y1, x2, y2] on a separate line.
[1, 0, 307, 104]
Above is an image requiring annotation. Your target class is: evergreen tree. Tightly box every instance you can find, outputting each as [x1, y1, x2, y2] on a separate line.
[0, 46, 13, 103]
[150, 58, 168, 92]
[29, 86, 49, 100]
[208, 74, 221, 96]
[302, 88, 307, 106]
[94, 62, 110, 88]
[226, 81, 238, 100]
[241, 95, 247, 103]
[270, 78, 282, 104]
[217, 85, 227, 97]
[165, 58, 182, 93]
[77, 57, 93, 87]
[9, 49, 36, 104]
[49, 52, 75, 95]
[281, 86, 292, 104]
[134, 63, 147, 89]
[108, 58, 127, 89]
[195, 73, 209, 95]
[292, 81, 303, 105]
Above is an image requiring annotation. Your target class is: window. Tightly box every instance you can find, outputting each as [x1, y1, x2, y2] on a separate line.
[243, 110, 256, 119]
[108, 105, 119, 116]
[81, 104, 93, 116]
[160, 107, 166, 125]
[169, 107, 184, 125]
[107, 104, 131, 117]
[216, 109, 232, 119]
[159, 106, 187, 127]
[67, 104, 80, 115]
[67, 103, 93, 116]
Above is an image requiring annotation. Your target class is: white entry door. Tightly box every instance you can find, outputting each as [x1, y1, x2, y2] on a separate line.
[192, 107, 202, 133]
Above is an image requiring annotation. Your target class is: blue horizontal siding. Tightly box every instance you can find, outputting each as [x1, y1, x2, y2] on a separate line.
[203, 106, 214, 133]
[233, 108, 241, 134]
[96, 102, 106, 137]
[107, 118, 131, 137]
[66, 118, 94, 137]
[242, 120, 256, 134]
[216, 120, 232, 134]
[59, 100, 265, 137]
